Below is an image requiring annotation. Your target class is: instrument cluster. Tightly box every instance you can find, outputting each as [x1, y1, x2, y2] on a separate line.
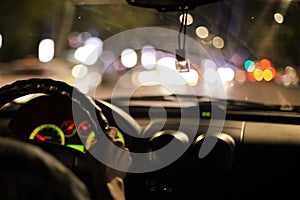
[7, 95, 96, 152]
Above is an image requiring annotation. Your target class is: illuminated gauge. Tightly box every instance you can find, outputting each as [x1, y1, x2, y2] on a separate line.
[85, 131, 97, 151]
[77, 120, 92, 138]
[116, 131, 125, 145]
[60, 120, 76, 137]
[29, 124, 65, 145]
[85, 130, 125, 151]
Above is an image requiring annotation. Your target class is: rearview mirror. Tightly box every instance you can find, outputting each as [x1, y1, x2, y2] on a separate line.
[125, 0, 222, 11]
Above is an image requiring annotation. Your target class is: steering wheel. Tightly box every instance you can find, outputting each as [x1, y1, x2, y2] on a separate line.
[0, 78, 137, 199]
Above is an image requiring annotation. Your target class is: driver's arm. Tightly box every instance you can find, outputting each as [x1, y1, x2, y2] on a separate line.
[86, 127, 132, 200]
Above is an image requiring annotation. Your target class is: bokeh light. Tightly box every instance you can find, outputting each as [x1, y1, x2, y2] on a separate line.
[121, 48, 138, 68]
[179, 13, 194, 25]
[263, 69, 273, 81]
[0, 34, 2, 49]
[247, 72, 256, 82]
[217, 67, 235, 83]
[274, 13, 284, 24]
[285, 66, 296, 77]
[141, 45, 156, 70]
[282, 74, 292, 86]
[195, 26, 209, 39]
[212, 36, 225, 49]
[79, 32, 92, 43]
[84, 37, 103, 55]
[38, 39, 55, 62]
[244, 60, 255, 72]
[235, 70, 247, 84]
[68, 32, 81, 48]
[280, 66, 299, 86]
[260, 58, 271, 70]
[71, 64, 88, 78]
[253, 68, 264, 81]
[244, 59, 277, 82]
[74, 44, 100, 65]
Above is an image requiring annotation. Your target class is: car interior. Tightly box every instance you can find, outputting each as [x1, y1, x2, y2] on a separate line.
[1, 0, 300, 199]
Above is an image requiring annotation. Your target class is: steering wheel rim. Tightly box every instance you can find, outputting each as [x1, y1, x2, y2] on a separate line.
[0, 78, 137, 168]
[0, 78, 116, 199]
[0, 78, 109, 135]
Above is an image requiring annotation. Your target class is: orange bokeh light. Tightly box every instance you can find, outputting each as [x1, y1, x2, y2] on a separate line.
[260, 59, 272, 70]
[247, 72, 256, 82]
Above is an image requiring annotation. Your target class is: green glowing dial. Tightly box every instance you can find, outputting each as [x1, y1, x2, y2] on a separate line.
[29, 124, 65, 145]
[85, 130, 125, 151]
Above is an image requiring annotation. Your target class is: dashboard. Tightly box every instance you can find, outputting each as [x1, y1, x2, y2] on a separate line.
[2, 93, 300, 199]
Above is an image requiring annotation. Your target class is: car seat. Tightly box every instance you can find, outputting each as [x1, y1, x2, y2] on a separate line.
[0, 137, 91, 200]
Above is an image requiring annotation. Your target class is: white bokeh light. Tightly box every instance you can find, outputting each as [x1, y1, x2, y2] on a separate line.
[141, 45, 156, 70]
[217, 67, 235, 82]
[38, 39, 55, 62]
[121, 48, 138, 68]
[71, 64, 88, 78]
[74, 44, 100, 65]
[0, 34, 2, 49]
[73, 36, 103, 66]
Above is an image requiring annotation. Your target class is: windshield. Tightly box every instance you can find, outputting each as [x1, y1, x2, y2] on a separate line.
[0, 0, 300, 106]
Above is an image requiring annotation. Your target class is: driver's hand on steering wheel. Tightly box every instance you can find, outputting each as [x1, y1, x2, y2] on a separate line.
[86, 127, 132, 200]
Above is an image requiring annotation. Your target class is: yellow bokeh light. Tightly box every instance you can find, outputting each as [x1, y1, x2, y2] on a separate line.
[263, 69, 273, 81]
[253, 68, 263, 81]
[212, 36, 225, 49]
[196, 26, 209, 39]
[274, 13, 284, 24]
[179, 13, 194, 25]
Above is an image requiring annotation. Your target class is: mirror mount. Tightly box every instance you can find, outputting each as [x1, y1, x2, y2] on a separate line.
[125, 0, 223, 72]
[175, 10, 190, 72]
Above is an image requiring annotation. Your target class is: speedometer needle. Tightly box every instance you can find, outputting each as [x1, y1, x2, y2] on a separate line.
[35, 133, 46, 142]
[67, 123, 75, 131]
